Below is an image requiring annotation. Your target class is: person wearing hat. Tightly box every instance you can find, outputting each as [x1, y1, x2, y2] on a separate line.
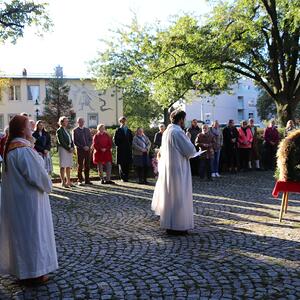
[113, 117, 133, 182]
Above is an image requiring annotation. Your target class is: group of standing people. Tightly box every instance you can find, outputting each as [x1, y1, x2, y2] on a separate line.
[184, 117, 290, 179]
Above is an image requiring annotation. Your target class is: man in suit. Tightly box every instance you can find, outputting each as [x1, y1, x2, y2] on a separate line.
[73, 118, 93, 185]
[113, 116, 133, 182]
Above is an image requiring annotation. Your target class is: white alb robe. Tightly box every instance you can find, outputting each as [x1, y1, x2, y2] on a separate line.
[152, 124, 197, 230]
[0, 138, 58, 279]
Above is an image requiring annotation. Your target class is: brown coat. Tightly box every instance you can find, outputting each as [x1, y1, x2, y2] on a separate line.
[195, 132, 215, 159]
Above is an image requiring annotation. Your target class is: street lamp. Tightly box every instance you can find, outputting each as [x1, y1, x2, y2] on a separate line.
[35, 98, 40, 121]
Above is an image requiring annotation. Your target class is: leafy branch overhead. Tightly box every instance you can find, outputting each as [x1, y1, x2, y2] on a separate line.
[0, 0, 52, 42]
[90, 0, 299, 126]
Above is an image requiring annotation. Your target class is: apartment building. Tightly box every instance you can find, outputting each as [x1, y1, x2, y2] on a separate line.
[0, 70, 123, 131]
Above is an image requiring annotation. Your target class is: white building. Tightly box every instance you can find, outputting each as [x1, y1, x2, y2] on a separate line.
[182, 79, 262, 126]
[0, 70, 123, 132]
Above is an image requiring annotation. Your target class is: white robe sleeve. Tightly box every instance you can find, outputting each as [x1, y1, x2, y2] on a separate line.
[16, 148, 52, 194]
[173, 130, 197, 159]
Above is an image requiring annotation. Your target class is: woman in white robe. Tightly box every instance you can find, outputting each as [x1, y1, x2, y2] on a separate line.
[152, 110, 197, 233]
[0, 115, 58, 283]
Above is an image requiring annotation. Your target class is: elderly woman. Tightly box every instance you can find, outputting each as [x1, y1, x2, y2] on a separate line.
[132, 128, 151, 184]
[33, 120, 52, 175]
[56, 116, 74, 188]
[0, 115, 57, 285]
[195, 124, 215, 180]
[92, 124, 114, 184]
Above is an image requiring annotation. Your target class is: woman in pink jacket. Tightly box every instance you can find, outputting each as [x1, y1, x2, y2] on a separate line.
[238, 120, 253, 171]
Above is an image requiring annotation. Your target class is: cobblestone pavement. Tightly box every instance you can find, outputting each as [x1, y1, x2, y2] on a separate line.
[1, 171, 300, 299]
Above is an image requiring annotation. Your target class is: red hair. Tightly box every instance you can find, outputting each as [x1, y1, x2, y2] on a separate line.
[3, 115, 28, 168]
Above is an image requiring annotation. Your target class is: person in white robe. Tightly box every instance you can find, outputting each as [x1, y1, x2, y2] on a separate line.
[152, 110, 198, 234]
[0, 115, 58, 284]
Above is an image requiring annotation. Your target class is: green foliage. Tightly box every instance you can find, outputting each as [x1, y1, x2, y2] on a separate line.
[0, 0, 52, 43]
[42, 69, 74, 134]
[90, 0, 299, 126]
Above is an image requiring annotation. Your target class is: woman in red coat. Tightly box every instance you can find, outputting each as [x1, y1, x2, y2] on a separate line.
[92, 124, 114, 184]
[238, 120, 253, 171]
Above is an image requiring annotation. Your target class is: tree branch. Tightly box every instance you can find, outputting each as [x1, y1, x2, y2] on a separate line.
[153, 62, 188, 79]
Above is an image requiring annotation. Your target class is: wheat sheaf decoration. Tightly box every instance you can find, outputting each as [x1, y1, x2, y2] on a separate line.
[276, 129, 300, 182]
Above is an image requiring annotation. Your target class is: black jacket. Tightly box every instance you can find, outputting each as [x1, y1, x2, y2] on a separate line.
[223, 126, 239, 149]
[32, 129, 51, 154]
[113, 127, 133, 164]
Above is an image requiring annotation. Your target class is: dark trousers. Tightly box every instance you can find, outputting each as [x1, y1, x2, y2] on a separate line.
[226, 147, 238, 170]
[119, 163, 130, 181]
[264, 143, 277, 170]
[77, 148, 90, 183]
[136, 166, 148, 183]
[199, 159, 211, 179]
[239, 148, 251, 170]
[190, 157, 199, 176]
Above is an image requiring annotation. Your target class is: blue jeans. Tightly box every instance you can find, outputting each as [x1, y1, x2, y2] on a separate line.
[211, 150, 221, 173]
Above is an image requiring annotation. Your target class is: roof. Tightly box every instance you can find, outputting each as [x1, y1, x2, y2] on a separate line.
[0, 73, 92, 80]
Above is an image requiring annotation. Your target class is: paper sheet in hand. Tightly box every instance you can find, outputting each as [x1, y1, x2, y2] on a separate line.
[191, 150, 207, 158]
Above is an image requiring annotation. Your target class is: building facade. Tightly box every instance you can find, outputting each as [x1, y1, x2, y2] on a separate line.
[182, 79, 262, 126]
[0, 73, 123, 132]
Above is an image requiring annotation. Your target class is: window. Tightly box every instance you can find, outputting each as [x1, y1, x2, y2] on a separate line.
[0, 114, 3, 131]
[27, 85, 40, 101]
[9, 86, 21, 100]
[249, 112, 254, 119]
[237, 96, 244, 109]
[8, 114, 17, 121]
[87, 113, 98, 128]
[238, 110, 244, 121]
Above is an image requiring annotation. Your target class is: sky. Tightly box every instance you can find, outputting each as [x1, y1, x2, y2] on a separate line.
[0, 0, 210, 77]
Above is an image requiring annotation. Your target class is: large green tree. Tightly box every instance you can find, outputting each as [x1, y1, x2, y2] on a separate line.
[91, 0, 299, 126]
[0, 0, 52, 42]
[199, 0, 300, 126]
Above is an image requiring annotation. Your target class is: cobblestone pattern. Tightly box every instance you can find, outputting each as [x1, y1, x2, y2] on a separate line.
[1, 171, 300, 299]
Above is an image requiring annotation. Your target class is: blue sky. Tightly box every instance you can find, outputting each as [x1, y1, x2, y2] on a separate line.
[0, 0, 210, 76]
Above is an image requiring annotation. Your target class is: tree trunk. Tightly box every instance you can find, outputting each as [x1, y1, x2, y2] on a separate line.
[163, 108, 169, 125]
[275, 100, 298, 127]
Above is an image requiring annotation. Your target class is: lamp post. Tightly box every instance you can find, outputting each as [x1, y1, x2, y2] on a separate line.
[34, 98, 40, 121]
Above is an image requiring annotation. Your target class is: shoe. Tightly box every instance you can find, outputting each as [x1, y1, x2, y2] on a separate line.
[19, 275, 49, 286]
[62, 183, 70, 188]
[106, 180, 115, 185]
[216, 172, 220, 177]
[166, 229, 188, 236]
[69, 183, 76, 187]
[100, 179, 105, 184]
[211, 173, 216, 177]
[256, 168, 262, 171]
[77, 181, 84, 186]
[85, 181, 93, 185]
[121, 179, 128, 182]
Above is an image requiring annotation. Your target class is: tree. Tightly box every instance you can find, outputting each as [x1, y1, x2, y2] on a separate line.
[91, 0, 299, 126]
[257, 88, 300, 122]
[0, 0, 52, 43]
[43, 69, 75, 134]
[90, 17, 233, 125]
[89, 18, 163, 127]
[147, 0, 299, 126]
[201, 0, 300, 126]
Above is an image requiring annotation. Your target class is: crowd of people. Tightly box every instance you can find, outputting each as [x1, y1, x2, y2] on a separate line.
[0, 111, 299, 284]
